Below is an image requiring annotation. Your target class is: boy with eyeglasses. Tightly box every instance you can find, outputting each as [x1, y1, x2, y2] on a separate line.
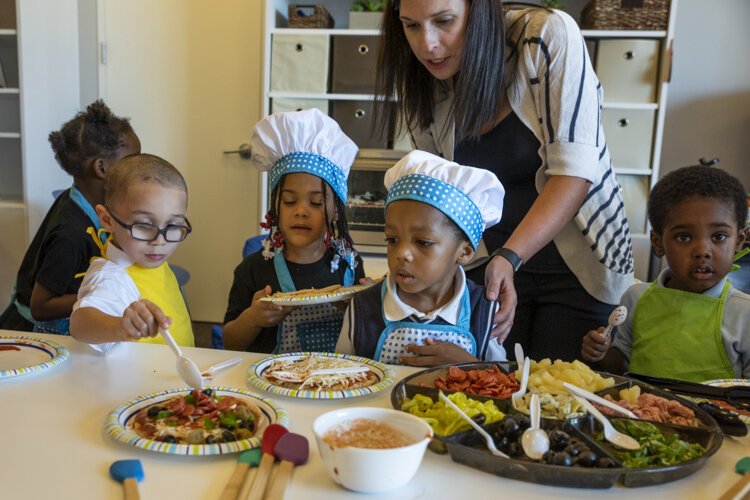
[70, 154, 194, 353]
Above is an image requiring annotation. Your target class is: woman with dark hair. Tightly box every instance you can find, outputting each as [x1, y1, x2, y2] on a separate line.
[374, 0, 634, 361]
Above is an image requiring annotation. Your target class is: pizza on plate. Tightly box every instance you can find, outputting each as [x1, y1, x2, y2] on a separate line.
[130, 389, 266, 444]
[262, 356, 379, 391]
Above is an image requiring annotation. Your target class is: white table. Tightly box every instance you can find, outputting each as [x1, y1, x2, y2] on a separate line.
[0, 331, 747, 500]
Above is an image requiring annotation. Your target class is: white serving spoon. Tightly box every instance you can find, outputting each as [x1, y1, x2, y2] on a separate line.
[514, 343, 525, 373]
[521, 393, 550, 460]
[511, 356, 530, 410]
[160, 330, 203, 390]
[572, 395, 640, 450]
[602, 305, 628, 339]
[563, 382, 639, 419]
[269, 366, 369, 383]
[200, 357, 243, 380]
[439, 391, 509, 458]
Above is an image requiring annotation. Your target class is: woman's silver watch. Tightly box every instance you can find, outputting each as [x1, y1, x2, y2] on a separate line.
[491, 247, 523, 273]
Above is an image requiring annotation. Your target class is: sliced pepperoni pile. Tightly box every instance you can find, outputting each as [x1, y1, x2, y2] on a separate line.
[163, 390, 238, 428]
[433, 365, 520, 399]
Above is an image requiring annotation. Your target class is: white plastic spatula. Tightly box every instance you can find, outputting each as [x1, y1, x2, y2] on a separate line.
[160, 329, 203, 390]
[511, 356, 530, 410]
[602, 305, 628, 338]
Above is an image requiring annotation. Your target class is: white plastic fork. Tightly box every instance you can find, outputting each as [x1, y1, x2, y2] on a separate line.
[439, 391, 510, 458]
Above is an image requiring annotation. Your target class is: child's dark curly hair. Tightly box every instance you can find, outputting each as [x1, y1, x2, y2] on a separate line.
[647, 165, 747, 234]
[267, 176, 355, 251]
[47, 100, 134, 177]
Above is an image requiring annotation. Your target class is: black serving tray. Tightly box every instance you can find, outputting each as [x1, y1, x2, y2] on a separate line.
[391, 362, 723, 488]
[445, 417, 623, 488]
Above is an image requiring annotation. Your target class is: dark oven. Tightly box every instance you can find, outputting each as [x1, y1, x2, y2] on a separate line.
[346, 150, 404, 254]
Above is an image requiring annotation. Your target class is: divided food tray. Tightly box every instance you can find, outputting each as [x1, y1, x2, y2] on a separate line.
[391, 361, 723, 488]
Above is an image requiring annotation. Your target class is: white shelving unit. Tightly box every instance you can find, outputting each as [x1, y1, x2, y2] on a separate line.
[0, 0, 81, 305]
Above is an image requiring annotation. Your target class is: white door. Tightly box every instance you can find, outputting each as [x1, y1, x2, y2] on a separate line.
[97, 0, 263, 321]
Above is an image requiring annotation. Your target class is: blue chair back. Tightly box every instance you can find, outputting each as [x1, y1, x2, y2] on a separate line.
[243, 234, 268, 258]
[211, 325, 225, 349]
[52, 189, 66, 199]
[169, 264, 191, 311]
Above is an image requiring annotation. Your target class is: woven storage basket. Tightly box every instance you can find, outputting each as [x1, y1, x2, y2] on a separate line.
[581, 0, 669, 31]
[288, 4, 334, 29]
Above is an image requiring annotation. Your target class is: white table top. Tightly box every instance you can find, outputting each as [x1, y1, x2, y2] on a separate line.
[0, 330, 747, 500]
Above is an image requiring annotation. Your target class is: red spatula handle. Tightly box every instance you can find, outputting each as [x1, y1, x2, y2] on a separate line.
[718, 472, 750, 500]
[218, 462, 249, 500]
[123, 477, 141, 500]
[264, 460, 295, 500]
[246, 453, 275, 500]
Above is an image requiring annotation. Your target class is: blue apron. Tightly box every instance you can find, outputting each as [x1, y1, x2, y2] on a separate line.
[373, 282, 477, 364]
[272, 249, 354, 353]
[13, 185, 106, 335]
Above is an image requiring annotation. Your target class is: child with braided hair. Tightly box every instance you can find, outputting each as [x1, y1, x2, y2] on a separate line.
[0, 100, 140, 334]
[222, 109, 366, 353]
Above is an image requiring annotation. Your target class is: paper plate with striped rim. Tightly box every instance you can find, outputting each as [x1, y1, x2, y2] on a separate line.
[0, 335, 70, 380]
[248, 352, 397, 399]
[105, 386, 289, 455]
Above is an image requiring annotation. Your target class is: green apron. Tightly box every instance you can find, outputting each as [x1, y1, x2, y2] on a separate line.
[629, 279, 735, 382]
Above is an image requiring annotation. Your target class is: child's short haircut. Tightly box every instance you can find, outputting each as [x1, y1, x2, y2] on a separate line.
[104, 154, 187, 207]
[48, 100, 134, 177]
[648, 165, 747, 234]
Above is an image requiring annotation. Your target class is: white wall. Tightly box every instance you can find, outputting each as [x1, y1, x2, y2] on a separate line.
[660, 0, 750, 187]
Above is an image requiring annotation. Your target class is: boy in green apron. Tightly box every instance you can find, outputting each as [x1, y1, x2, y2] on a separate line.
[582, 165, 750, 382]
[70, 154, 194, 354]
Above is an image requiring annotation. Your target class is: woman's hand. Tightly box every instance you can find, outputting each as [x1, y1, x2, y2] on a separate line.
[400, 338, 478, 367]
[485, 255, 517, 343]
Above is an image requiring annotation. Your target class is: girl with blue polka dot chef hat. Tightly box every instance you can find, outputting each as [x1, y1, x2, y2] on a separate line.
[220, 109, 367, 354]
[336, 150, 507, 366]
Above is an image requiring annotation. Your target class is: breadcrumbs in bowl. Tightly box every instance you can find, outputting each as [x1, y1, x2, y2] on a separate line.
[313, 407, 433, 493]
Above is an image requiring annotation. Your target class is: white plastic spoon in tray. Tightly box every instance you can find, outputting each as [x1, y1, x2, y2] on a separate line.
[572, 395, 640, 450]
[563, 382, 638, 420]
[439, 391, 509, 458]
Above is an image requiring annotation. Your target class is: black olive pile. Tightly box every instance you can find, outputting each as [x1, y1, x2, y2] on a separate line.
[488, 414, 618, 468]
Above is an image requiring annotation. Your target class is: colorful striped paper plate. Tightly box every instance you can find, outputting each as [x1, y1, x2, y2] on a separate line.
[105, 386, 289, 455]
[0, 335, 70, 380]
[248, 352, 396, 399]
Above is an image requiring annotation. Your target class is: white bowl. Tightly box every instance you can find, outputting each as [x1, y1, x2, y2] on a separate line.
[312, 407, 433, 493]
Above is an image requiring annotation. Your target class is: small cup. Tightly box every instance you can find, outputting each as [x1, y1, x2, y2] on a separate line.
[312, 407, 433, 493]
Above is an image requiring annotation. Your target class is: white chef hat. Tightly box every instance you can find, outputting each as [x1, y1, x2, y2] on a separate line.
[249, 108, 358, 203]
[384, 150, 504, 249]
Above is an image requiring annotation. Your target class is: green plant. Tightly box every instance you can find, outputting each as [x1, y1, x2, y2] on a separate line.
[351, 0, 384, 12]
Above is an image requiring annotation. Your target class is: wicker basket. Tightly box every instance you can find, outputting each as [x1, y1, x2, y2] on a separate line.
[581, 0, 669, 31]
[288, 4, 334, 29]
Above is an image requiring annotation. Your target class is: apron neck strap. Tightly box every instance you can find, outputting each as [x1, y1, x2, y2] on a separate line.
[69, 185, 103, 233]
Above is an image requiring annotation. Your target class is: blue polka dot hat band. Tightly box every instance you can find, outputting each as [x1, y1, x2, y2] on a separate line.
[270, 151, 348, 203]
[387, 173, 484, 249]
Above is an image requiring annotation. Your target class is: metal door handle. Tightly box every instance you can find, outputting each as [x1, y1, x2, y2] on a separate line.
[223, 143, 251, 159]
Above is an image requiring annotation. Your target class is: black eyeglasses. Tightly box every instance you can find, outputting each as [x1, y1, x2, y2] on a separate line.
[108, 210, 192, 242]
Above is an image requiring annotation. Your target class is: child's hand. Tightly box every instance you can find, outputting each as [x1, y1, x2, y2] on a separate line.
[400, 338, 478, 367]
[581, 326, 611, 362]
[119, 299, 172, 342]
[247, 285, 296, 328]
